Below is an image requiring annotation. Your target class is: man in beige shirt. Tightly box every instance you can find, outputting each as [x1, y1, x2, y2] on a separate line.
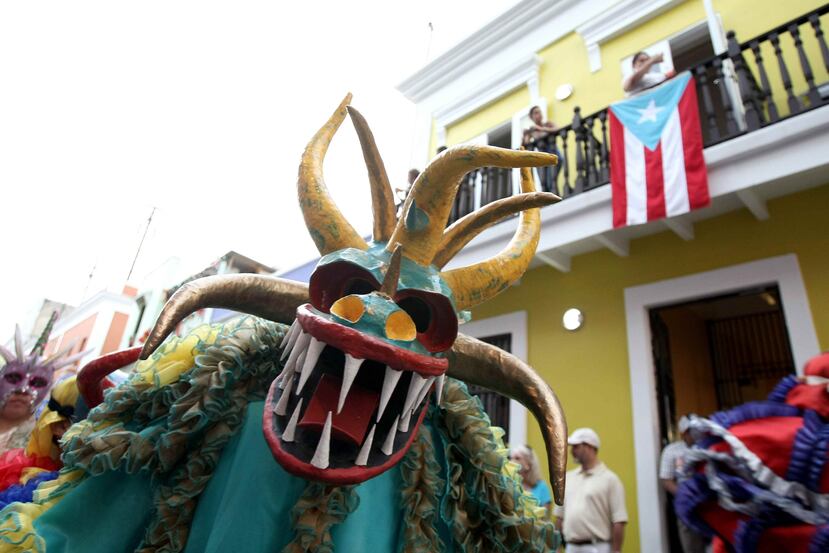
[554, 428, 627, 553]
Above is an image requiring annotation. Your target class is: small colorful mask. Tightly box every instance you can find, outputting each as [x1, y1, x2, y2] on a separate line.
[0, 314, 87, 412]
[139, 95, 569, 501]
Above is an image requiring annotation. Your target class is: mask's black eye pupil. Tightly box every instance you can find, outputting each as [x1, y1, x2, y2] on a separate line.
[29, 377, 48, 388]
[343, 278, 376, 297]
[4, 373, 22, 384]
[397, 296, 431, 333]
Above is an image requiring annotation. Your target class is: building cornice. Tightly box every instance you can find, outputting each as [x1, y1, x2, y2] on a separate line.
[576, 0, 687, 71]
[433, 54, 542, 130]
[398, 0, 567, 103]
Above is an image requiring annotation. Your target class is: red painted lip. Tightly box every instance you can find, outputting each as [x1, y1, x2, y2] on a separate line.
[262, 377, 430, 485]
[296, 304, 448, 376]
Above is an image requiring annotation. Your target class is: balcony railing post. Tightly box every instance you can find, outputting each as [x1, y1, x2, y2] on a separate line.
[558, 128, 570, 197]
[810, 13, 829, 73]
[788, 23, 822, 107]
[585, 116, 597, 188]
[712, 57, 740, 136]
[695, 64, 721, 143]
[572, 106, 585, 194]
[727, 31, 762, 131]
[749, 40, 780, 122]
[769, 31, 802, 115]
[599, 110, 610, 183]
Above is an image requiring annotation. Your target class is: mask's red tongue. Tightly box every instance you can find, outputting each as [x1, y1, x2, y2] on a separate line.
[298, 373, 380, 446]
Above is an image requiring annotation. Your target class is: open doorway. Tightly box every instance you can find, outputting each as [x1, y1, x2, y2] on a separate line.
[649, 285, 795, 552]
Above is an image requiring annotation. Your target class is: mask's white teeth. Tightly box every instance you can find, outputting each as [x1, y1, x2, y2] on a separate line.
[283, 331, 310, 374]
[338, 354, 363, 414]
[381, 415, 399, 456]
[355, 423, 376, 466]
[280, 346, 305, 390]
[310, 411, 333, 469]
[398, 409, 412, 432]
[273, 373, 295, 416]
[279, 320, 299, 354]
[413, 376, 435, 411]
[435, 375, 446, 407]
[296, 349, 308, 374]
[282, 398, 304, 443]
[377, 366, 402, 422]
[402, 373, 428, 414]
[296, 337, 325, 396]
[281, 347, 307, 390]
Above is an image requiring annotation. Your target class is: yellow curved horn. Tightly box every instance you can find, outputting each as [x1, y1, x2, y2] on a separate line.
[433, 191, 559, 268]
[346, 106, 397, 243]
[449, 333, 567, 505]
[387, 146, 556, 266]
[298, 93, 368, 255]
[440, 166, 545, 310]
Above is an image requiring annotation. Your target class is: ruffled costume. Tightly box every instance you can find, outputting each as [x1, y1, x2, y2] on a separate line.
[0, 317, 557, 552]
[0, 377, 80, 502]
[676, 352, 829, 552]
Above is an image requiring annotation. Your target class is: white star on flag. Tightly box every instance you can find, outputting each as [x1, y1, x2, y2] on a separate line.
[636, 99, 664, 123]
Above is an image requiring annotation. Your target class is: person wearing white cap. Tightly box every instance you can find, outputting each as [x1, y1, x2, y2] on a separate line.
[659, 415, 706, 553]
[553, 427, 627, 553]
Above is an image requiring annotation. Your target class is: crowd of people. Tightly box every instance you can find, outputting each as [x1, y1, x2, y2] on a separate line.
[510, 427, 628, 553]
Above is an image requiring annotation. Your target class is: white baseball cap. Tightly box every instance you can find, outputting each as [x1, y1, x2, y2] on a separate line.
[678, 416, 691, 434]
[567, 427, 600, 449]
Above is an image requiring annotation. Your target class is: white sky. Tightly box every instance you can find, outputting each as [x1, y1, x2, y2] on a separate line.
[0, 1, 519, 339]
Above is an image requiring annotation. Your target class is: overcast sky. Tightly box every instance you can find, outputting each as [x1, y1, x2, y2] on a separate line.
[0, 1, 519, 339]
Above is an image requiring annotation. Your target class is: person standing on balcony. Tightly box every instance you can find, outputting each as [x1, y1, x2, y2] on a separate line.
[522, 105, 561, 193]
[554, 428, 627, 553]
[395, 168, 420, 217]
[660, 415, 707, 553]
[623, 51, 676, 96]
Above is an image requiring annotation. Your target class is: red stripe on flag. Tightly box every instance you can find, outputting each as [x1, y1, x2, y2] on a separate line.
[609, 111, 627, 228]
[644, 143, 666, 220]
[678, 78, 710, 209]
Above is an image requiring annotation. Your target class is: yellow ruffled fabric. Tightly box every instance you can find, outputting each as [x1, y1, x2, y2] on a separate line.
[25, 377, 80, 461]
[133, 323, 224, 388]
[0, 469, 85, 553]
[0, 321, 240, 552]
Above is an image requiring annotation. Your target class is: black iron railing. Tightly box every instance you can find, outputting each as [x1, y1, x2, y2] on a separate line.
[447, 5, 829, 225]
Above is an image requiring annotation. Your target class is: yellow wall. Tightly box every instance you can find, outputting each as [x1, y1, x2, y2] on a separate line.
[444, 0, 828, 144]
[444, 86, 530, 146]
[470, 183, 829, 553]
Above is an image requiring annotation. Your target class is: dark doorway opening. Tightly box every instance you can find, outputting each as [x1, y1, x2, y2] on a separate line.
[467, 333, 513, 443]
[649, 284, 796, 552]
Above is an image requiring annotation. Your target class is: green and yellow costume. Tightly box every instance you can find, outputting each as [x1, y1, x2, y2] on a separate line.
[0, 96, 567, 552]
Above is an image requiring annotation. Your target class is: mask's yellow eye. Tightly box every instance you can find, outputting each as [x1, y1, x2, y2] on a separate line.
[385, 310, 417, 341]
[330, 295, 365, 323]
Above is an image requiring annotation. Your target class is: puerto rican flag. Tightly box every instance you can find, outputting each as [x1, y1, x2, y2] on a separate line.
[609, 72, 709, 228]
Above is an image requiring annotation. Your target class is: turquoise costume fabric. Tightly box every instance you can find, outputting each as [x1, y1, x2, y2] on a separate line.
[34, 402, 417, 553]
[0, 317, 556, 552]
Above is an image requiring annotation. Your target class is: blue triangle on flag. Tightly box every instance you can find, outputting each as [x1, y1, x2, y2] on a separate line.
[609, 72, 691, 151]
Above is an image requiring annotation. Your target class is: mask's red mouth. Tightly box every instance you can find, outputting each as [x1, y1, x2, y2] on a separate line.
[263, 306, 447, 485]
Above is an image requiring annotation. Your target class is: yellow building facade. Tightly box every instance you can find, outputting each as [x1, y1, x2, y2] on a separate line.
[400, 1, 829, 551]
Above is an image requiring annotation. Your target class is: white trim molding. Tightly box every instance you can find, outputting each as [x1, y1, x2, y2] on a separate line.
[576, 0, 686, 72]
[434, 54, 542, 132]
[462, 311, 529, 446]
[624, 254, 821, 553]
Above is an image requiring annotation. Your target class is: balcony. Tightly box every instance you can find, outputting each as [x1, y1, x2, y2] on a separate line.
[448, 5, 829, 226]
